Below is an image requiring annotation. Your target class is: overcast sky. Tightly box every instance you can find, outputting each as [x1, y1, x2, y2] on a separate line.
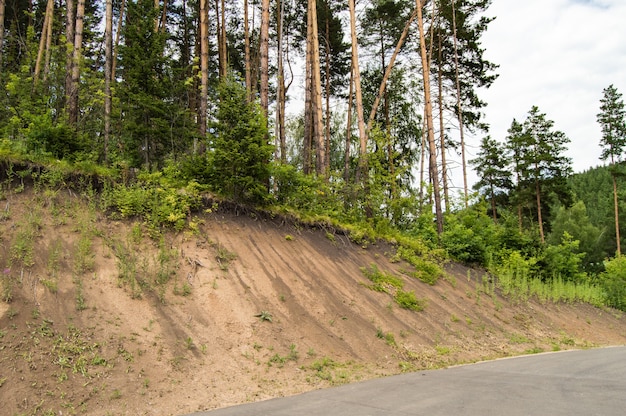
[475, 0, 626, 177]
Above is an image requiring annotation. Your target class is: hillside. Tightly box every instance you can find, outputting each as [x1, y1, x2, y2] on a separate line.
[1, 188, 626, 416]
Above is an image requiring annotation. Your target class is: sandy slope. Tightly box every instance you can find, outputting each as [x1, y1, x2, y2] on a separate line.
[1, 189, 625, 415]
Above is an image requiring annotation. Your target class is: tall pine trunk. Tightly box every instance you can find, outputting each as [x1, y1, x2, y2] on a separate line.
[303, 4, 313, 174]
[349, 0, 367, 184]
[324, 4, 331, 173]
[416, 0, 443, 235]
[437, 35, 449, 212]
[275, 0, 286, 162]
[344, 67, 354, 183]
[612, 171, 621, 255]
[309, 0, 325, 177]
[535, 175, 544, 244]
[451, 0, 469, 207]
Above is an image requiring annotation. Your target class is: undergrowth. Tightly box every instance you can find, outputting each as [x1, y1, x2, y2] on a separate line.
[361, 264, 428, 311]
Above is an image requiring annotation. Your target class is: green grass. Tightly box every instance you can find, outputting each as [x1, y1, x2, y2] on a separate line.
[496, 257, 605, 306]
[360, 264, 403, 293]
[394, 290, 427, 311]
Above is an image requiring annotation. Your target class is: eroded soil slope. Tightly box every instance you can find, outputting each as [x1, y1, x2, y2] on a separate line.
[1, 189, 625, 415]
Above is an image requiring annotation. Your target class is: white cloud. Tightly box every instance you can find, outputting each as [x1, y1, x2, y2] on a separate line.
[474, 0, 626, 180]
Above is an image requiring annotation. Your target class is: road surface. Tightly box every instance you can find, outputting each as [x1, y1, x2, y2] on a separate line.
[188, 346, 626, 416]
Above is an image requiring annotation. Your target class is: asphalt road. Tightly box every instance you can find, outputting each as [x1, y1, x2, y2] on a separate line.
[189, 346, 626, 416]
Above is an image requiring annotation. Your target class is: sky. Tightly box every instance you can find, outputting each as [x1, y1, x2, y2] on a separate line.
[475, 0, 626, 178]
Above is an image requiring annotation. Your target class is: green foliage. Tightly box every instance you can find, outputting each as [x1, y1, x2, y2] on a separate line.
[601, 256, 626, 311]
[255, 311, 273, 322]
[495, 250, 604, 305]
[271, 162, 329, 210]
[441, 202, 501, 266]
[547, 201, 604, 273]
[361, 264, 427, 311]
[106, 178, 202, 231]
[470, 136, 513, 220]
[207, 76, 274, 205]
[568, 166, 621, 256]
[25, 115, 86, 161]
[537, 233, 587, 282]
[394, 289, 426, 311]
[394, 246, 443, 285]
[506, 107, 573, 237]
[117, 0, 196, 168]
[361, 264, 403, 292]
[597, 85, 626, 164]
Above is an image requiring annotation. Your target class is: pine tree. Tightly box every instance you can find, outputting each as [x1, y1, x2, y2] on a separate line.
[417, 0, 443, 235]
[430, 0, 498, 205]
[470, 135, 512, 222]
[597, 84, 626, 256]
[508, 106, 573, 243]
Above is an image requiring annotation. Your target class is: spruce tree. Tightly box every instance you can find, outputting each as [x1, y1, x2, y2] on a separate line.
[117, 0, 193, 168]
[208, 76, 274, 205]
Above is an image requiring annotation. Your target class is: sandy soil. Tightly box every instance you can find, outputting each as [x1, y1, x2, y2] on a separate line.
[1, 188, 625, 415]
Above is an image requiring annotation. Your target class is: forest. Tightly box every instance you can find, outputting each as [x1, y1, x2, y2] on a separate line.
[0, 0, 625, 311]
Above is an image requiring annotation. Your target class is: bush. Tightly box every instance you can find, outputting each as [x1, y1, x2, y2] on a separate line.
[601, 256, 626, 311]
[441, 203, 501, 266]
[394, 289, 426, 311]
[26, 115, 85, 160]
[106, 179, 202, 231]
[536, 232, 587, 283]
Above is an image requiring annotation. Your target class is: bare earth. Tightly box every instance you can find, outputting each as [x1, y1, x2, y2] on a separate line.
[1, 189, 625, 416]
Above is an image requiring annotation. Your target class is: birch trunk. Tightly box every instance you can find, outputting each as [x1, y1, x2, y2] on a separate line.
[112, 0, 125, 80]
[34, 0, 54, 86]
[244, 0, 251, 100]
[104, 0, 113, 162]
[65, 0, 74, 103]
[260, 0, 269, 118]
[0, 0, 5, 69]
[199, 0, 209, 140]
[68, 0, 85, 126]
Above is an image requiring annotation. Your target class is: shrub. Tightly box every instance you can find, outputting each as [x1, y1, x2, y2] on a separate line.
[394, 290, 426, 311]
[601, 256, 626, 311]
[26, 115, 86, 161]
